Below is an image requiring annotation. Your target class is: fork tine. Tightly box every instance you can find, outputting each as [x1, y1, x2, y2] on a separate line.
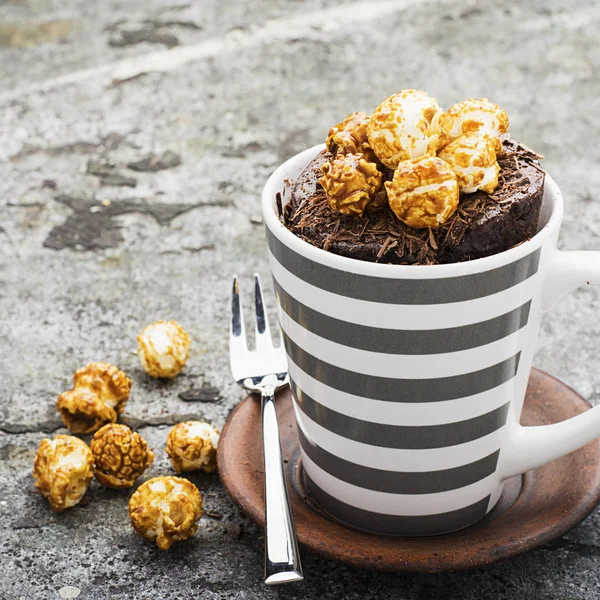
[230, 276, 248, 361]
[274, 322, 285, 350]
[254, 273, 273, 352]
[270, 285, 286, 350]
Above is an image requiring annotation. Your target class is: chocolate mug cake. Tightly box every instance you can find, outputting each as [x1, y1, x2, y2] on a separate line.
[283, 90, 545, 265]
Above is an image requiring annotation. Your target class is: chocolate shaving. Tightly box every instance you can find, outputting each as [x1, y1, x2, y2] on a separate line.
[376, 236, 397, 260]
[428, 228, 438, 250]
[444, 216, 468, 245]
[359, 218, 370, 238]
[416, 243, 429, 262]
[515, 142, 544, 160]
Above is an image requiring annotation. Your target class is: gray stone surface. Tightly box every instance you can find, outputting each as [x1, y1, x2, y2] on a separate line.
[2, 0, 600, 597]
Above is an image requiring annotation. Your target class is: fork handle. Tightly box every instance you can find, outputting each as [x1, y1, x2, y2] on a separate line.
[261, 387, 304, 585]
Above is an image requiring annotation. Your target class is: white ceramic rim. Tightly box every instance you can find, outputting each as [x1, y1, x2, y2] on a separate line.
[262, 144, 562, 279]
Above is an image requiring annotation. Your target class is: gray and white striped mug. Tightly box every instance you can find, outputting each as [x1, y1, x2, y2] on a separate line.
[262, 144, 600, 536]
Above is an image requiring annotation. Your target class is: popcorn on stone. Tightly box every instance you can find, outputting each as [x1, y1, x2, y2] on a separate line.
[32, 435, 94, 512]
[438, 134, 500, 194]
[385, 156, 459, 229]
[166, 421, 220, 474]
[325, 111, 373, 158]
[137, 320, 191, 379]
[129, 476, 203, 550]
[90, 423, 154, 489]
[319, 153, 383, 216]
[366, 89, 445, 169]
[439, 98, 508, 152]
[56, 362, 132, 434]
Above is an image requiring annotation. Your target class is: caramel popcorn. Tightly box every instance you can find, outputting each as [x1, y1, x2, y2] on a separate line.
[439, 98, 508, 152]
[32, 435, 94, 512]
[57, 362, 131, 434]
[385, 156, 459, 228]
[325, 111, 373, 158]
[166, 421, 220, 474]
[90, 423, 154, 489]
[438, 135, 500, 194]
[129, 476, 203, 550]
[366, 89, 445, 169]
[137, 320, 191, 379]
[319, 153, 383, 216]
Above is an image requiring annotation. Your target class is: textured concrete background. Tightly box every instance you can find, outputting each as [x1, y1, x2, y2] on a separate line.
[2, 0, 600, 598]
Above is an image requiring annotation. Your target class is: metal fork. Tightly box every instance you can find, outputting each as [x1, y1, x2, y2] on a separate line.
[229, 274, 303, 585]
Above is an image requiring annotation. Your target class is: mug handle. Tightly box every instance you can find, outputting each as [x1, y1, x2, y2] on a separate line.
[500, 249, 600, 479]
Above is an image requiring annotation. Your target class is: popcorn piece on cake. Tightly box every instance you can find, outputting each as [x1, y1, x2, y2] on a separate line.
[367, 89, 445, 169]
[319, 153, 383, 216]
[438, 134, 500, 194]
[325, 111, 373, 158]
[439, 98, 508, 152]
[385, 156, 459, 229]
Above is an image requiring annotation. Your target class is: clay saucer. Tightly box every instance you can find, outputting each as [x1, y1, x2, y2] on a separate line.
[217, 369, 600, 572]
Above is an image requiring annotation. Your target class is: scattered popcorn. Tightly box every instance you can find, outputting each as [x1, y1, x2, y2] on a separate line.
[439, 98, 508, 152]
[385, 156, 459, 229]
[90, 424, 154, 489]
[129, 476, 203, 550]
[32, 435, 93, 512]
[56, 362, 131, 434]
[325, 111, 373, 158]
[367, 89, 445, 169]
[137, 320, 191, 379]
[319, 153, 383, 216]
[438, 135, 500, 194]
[166, 421, 220, 474]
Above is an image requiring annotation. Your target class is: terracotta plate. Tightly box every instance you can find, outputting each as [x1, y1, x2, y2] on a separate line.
[217, 369, 600, 572]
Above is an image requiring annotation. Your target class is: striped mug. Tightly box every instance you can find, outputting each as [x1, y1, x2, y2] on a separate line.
[262, 144, 600, 536]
